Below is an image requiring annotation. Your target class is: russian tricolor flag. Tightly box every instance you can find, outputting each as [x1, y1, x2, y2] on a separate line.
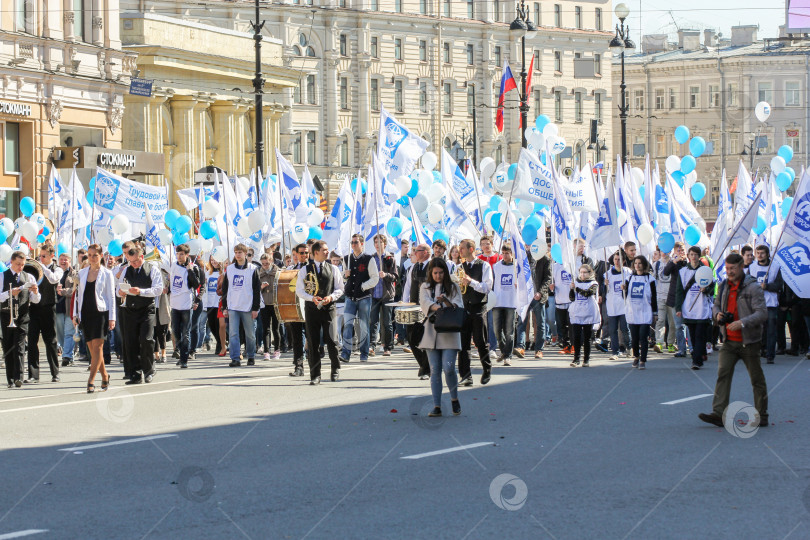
[495, 62, 518, 133]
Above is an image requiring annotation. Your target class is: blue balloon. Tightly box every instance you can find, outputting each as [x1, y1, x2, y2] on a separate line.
[684, 224, 701, 245]
[407, 178, 419, 198]
[534, 203, 549, 213]
[432, 171, 442, 183]
[525, 214, 543, 230]
[308, 226, 323, 240]
[658, 232, 675, 253]
[785, 166, 796, 182]
[57, 242, 69, 256]
[36, 234, 46, 243]
[753, 215, 767, 236]
[387, 217, 404, 236]
[689, 136, 706, 158]
[690, 182, 707, 201]
[671, 171, 685, 187]
[86, 190, 95, 206]
[489, 195, 504, 212]
[540, 152, 547, 165]
[507, 163, 518, 181]
[351, 177, 368, 195]
[674, 125, 690, 145]
[782, 197, 794, 220]
[535, 115, 552, 131]
[397, 196, 410, 207]
[108, 239, 124, 257]
[41, 225, 51, 236]
[776, 172, 792, 192]
[639, 185, 646, 202]
[172, 231, 190, 245]
[433, 230, 450, 244]
[89, 176, 97, 191]
[778, 145, 794, 163]
[550, 243, 563, 264]
[19, 196, 35, 217]
[164, 209, 181, 229]
[521, 225, 538, 244]
[200, 220, 217, 239]
[174, 215, 192, 235]
[680, 155, 697, 175]
[0, 262, 6, 273]
[490, 212, 503, 233]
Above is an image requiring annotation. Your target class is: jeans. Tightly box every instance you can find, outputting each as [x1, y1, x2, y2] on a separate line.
[545, 296, 557, 340]
[369, 297, 394, 351]
[228, 310, 257, 361]
[514, 300, 541, 350]
[672, 309, 687, 354]
[765, 307, 779, 360]
[492, 307, 516, 359]
[685, 321, 709, 367]
[654, 303, 675, 346]
[55, 312, 75, 359]
[711, 340, 768, 420]
[190, 303, 204, 353]
[341, 296, 372, 361]
[533, 301, 547, 351]
[170, 309, 191, 362]
[427, 348, 459, 408]
[607, 314, 630, 354]
[486, 310, 497, 351]
[629, 324, 651, 362]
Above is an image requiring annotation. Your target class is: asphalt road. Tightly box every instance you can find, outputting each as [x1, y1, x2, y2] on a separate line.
[1, 344, 808, 540]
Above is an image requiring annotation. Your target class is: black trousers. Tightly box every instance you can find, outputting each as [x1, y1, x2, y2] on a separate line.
[406, 323, 430, 376]
[304, 305, 339, 380]
[556, 308, 572, 347]
[154, 323, 167, 353]
[685, 321, 709, 367]
[27, 304, 59, 380]
[118, 306, 131, 377]
[289, 321, 305, 368]
[206, 308, 222, 353]
[571, 324, 593, 362]
[122, 306, 156, 377]
[629, 323, 651, 362]
[458, 309, 491, 380]
[261, 305, 281, 352]
[2, 313, 27, 384]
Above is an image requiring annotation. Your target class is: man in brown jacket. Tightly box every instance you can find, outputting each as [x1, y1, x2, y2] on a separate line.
[699, 253, 769, 429]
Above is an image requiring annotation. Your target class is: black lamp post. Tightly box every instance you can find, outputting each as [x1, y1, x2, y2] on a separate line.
[610, 3, 635, 167]
[509, 0, 537, 149]
[741, 133, 761, 170]
[587, 138, 609, 165]
[251, 0, 265, 174]
[455, 127, 475, 172]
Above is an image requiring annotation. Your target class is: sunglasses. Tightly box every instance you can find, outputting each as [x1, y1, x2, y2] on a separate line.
[350, 241, 360, 245]
[127, 249, 136, 256]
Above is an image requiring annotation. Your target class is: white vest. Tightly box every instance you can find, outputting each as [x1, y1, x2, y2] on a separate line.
[569, 280, 600, 325]
[492, 261, 518, 309]
[226, 264, 256, 312]
[203, 271, 220, 309]
[625, 274, 653, 325]
[748, 261, 778, 308]
[553, 264, 573, 309]
[605, 267, 630, 317]
[679, 266, 712, 320]
[169, 263, 194, 311]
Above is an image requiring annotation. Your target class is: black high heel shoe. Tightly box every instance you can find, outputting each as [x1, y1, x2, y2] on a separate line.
[101, 377, 110, 391]
[87, 383, 95, 394]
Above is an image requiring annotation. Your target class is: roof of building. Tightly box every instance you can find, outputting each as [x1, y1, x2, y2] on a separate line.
[614, 40, 810, 66]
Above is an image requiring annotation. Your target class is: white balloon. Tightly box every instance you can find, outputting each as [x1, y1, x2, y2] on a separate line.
[631, 167, 644, 188]
[665, 155, 681, 173]
[530, 239, 547, 258]
[393, 176, 410, 197]
[20, 221, 38, 242]
[13, 243, 29, 257]
[755, 101, 771, 123]
[202, 199, 222, 220]
[617, 209, 628, 228]
[211, 245, 228, 263]
[427, 203, 444, 224]
[307, 207, 325, 227]
[248, 211, 266, 232]
[695, 265, 713, 288]
[110, 214, 130, 235]
[0, 217, 13, 237]
[157, 228, 173, 246]
[96, 228, 114, 246]
[291, 223, 308, 244]
[412, 192, 430, 213]
[418, 210, 430, 223]
[492, 172, 510, 193]
[417, 169, 433, 190]
[187, 238, 201, 256]
[30, 213, 46, 228]
[237, 217, 253, 238]
[0, 244, 11, 262]
[542, 123, 559, 138]
[480, 157, 496, 179]
[770, 156, 786, 174]
[237, 176, 251, 192]
[684, 171, 697, 191]
[636, 223, 654, 245]
[199, 238, 213, 253]
[421, 151, 438, 171]
[517, 200, 534, 217]
[426, 183, 446, 203]
[14, 217, 26, 231]
[549, 136, 566, 155]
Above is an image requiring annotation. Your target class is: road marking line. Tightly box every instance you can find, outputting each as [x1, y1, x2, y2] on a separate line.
[0, 530, 48, 539]
[58, 434, 178, 452]
[400, 442, 493, 460]
[660, 393, 713, 405]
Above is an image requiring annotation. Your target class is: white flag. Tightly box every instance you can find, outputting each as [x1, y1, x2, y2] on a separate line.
[776, 241, 810, 298]
[782, 168, 810, 243]
[376, 104, 429, 180]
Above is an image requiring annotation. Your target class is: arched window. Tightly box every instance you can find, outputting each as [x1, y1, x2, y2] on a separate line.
[306, 46, 316, 57]
[444, 136, 452, 153]
[293, 45, 302, 56]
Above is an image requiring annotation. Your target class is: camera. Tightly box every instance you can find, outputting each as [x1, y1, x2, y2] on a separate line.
[717, 311, 734, 326]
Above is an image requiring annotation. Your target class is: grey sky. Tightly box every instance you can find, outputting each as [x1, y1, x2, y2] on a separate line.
[613, 1, 786, 45]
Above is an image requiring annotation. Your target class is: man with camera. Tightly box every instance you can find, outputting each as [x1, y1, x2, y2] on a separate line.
[698, 253, 769, 429]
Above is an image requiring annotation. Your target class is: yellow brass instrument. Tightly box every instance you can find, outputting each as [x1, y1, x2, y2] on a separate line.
[455, 264, 467, 294]
[144, 249, 162, 263]
[304, 271, 319, 296]
[23, 258, 44, 285]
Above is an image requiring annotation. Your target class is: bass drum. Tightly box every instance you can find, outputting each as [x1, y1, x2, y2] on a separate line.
[273, 269, 305, 323]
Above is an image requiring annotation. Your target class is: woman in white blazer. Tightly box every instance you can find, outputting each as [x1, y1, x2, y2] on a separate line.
[73, 244, 117, 393]
[419, 257, 464, 418]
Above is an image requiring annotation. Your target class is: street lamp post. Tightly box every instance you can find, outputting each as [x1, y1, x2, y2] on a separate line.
[741, 134, 761, 170]
[587, 138, 609, 165]
[251, 0, 265, 174]
[610, 3, 635, 167]
[510, 0, 537, 149]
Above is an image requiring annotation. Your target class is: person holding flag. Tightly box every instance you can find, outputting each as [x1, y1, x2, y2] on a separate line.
[568, 264, 600, 367]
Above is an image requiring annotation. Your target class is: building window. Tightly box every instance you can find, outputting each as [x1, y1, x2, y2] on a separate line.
[293, 81, 302, 104]
[443, 42, 451, 63]
[727, 83, 737, 106]
[534, 50, 541, 70]
[554, 90, 562, 122]
[340, 77, 349, 109]
[291, 134, 302, 164]
[533, 3, 541, 26]
[306, 75, 316, 104]
[73, 0, 85, 41]
[339, 0, 346, 7]
[467, 86, 475, 115]
[689, 86, 700, 108]
[370, 79, 379, 110]
[340, 140, 349, 167]
[574, 6, 582, 29]
[554, 51, 562, 72]
[16, 0, 31, 33]
[594, 93, 602, 123]
[669, 88, 677, 109]
[595, 7, 602, 31]
[708, 85, 720, 107]
[655, 88, 664, 110]
[574, 92, 583, 122]
[467, 0, 474, 18]
[395, 80, 403, 112]
[554, 4, 561, 27]
[533, 89, 541, 115]
[758, 81, 772, 103]
[371, 0, 378, 9]
[306, 132, 316, 164]
[394, 0, 402, 12]
[466, 43, 474, 64]
[655, 134, 666, 157]
[493, 0, 501, 21]
[786, 81, 801, 106]
[728, 133, 739, 155]
[443, 83, 452, 115]
[444, 0, 450, 16]
[420, 40, 427, 62]
[4, 123, 20, 174]
[306, 46, 315, 57]
[371, 36, 378, 58]
[634, 90, 644, 111]
[787, 129, 801, 153]
[394, 38, 402, 60]
[494, 46, 501, 66]
[420, 0, 426, 14]
[339, 34, 347, 56]
[594, 53, 601, 75]
[420, 81, 428, 113]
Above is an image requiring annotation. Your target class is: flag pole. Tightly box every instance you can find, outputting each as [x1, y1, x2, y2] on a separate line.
[276, 159, 286, 256]
[470, 162, 487, 235]
[70, 167, 76, 260]
[89, 170, 96, 245]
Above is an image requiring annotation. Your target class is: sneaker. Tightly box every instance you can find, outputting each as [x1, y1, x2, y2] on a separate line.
[638, 362, 646, 370]
[247, 358, 255, 366]
[383, 350, 391, 356]
[228, 360, 241, 367]
[451, 400, 461, 416]
[534, 351, 543, 359]
[706, 343, 713, 355]
[428, 407, 442, 417]
[264, 352, 271, 361]
[653, 343, 663, 353]
[172, 350, 180, 359]
[205, 341, 211, 351]
[403, 347, 412, 354]
[369, 348, 376, 357]
[569, 360, 580, 367]
[503, 358, 512, 366]
[496, 352, 504, 363]
[471, 351, 480, 359]
[582, 361, 589, 367]
[514, 348, 525, 359]
[667, 345, 676, 353]
[674, 352, 686, 358]
[256, 347, 264, 355]
[609, 355, 620, 361]
[461, 376, 474, 387]
[690, 363, 700, 370]
[594, 342, 609, 353]
[273, 351, 281, 360]
[766, 358, 775, 364]
[632, 358, 639, 368]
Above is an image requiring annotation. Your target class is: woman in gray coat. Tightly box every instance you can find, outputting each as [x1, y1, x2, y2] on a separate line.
[419, 257, 464, 417]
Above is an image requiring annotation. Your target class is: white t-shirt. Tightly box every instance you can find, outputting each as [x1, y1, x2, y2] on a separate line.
[492, 261, 518, 309]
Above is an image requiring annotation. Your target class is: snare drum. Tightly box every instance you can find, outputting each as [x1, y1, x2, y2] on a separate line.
[394, 306, 425, 325]
[273, 269, 305, 323]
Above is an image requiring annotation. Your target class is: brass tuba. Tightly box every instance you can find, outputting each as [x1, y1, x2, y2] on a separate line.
[23, 258, 44, 285]
[304, 271, 319, 296]
[455, 264, 467, 294]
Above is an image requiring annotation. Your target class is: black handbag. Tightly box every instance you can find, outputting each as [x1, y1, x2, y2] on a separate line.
[433, 305, 467, 333]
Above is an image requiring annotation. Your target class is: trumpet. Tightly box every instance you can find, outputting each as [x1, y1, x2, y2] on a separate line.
[455, 265, 467, 294]
[6, 295, 18, 328]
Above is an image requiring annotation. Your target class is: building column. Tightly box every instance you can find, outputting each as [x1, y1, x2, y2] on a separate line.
[210, 100, 240, 176]
[324, 51, 339, 136]
[358, 57, 371, 139]
[168, 95, 197, 208]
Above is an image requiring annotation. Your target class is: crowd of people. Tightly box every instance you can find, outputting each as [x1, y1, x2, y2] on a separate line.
[2, 235, 806, 425]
